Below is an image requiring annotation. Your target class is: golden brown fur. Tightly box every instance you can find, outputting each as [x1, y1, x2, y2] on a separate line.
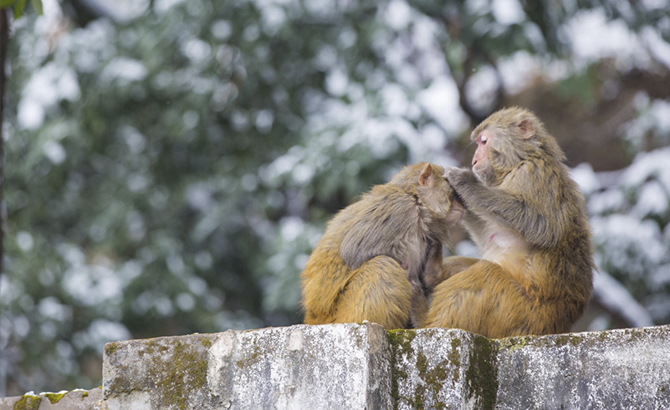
[424, 107, 594, 338]
[301, 163, 463, 330]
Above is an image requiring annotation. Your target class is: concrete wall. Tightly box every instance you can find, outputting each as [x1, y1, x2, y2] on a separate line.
[0, 388, 103, 410]
[3, 323, 670, 409]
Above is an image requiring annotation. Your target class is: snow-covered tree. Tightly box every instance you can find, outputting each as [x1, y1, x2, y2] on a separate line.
[1, 0, 669, 395]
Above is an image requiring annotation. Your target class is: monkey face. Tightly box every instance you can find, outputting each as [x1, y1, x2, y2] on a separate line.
[471, 130, 497, 185]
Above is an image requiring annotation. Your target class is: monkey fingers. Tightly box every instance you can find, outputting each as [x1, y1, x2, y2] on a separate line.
[443, 167, 478, 188]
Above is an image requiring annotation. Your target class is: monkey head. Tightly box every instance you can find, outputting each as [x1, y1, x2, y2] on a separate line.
[413, 163, 465, 242]
[419, 163, 463, 218]
[390, 163, 463, 231]
[469, 107, 566, 186]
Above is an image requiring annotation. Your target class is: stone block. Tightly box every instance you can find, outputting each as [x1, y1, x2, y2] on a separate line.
[0, 388, 103, 410]
[10, 323, 669, 409]
[103, 322, 392, 410]
[495, 325, 670, 410]
[389, 328, 496, 409]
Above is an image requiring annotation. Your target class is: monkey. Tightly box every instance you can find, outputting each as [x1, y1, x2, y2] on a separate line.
[423, 255, 480, 293]
[301, 162, 464, 330]
[423, 107, 595, 338]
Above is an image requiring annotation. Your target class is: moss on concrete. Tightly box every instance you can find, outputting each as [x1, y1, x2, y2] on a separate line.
[200, 337, 213, 349]
[387, 329, 416, 409]
[551, 333, 585, 348]
[448, 337, 462, 382]
[105, 334, 214, 409]
[387, 329, 416, 356]
[387, 330, 463, 409]
[414, 349, 450, 410]
[235, 345, 262, 369]
[151, 337, 210, 410]
[497, 335, 530, 352]
[44, 391, 68, 404]
[466, 334, 498, 410]
[100, 325, 670, 409]
[12, 394, 42, 410]
[105, 341, 120, 357]
[105, 340, 141, 398]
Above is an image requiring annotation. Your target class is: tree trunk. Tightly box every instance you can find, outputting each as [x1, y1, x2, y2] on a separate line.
[0, 7, 7, 299]
[0, 7, 7, 398]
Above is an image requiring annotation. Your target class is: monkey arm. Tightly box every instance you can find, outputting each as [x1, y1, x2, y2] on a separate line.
[459, 210, 492, 250]
[445, 166, 563, 249]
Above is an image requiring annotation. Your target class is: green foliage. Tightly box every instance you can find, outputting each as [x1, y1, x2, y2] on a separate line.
[0, 0, 42, 18]
[2, 0, 669, 397]
[3, 0, 413, 393]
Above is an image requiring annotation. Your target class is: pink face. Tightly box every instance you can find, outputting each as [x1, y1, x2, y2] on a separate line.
[472, 130, 491, 176]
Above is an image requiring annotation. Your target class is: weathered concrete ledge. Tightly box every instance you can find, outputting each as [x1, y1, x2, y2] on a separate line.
[103, 323, 391, 409]
[495, 326, 670, 409]
[0, 388, 103, 410]
[3, 323, 670, 409]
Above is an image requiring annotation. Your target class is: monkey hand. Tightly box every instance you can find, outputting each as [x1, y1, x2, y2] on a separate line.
[444, 167, 483, 211]
[444, 166, 478, 192]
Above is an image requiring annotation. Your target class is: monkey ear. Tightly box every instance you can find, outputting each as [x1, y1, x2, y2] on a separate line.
[518, 118, 535, 139]
[418, 163, 434, 186]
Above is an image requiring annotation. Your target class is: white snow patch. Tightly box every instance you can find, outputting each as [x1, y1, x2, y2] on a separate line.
[567, 9, 644, 65]
[85, 0, 149, 22]
[571, 163, 600, 195]
[622, 147, 670, 191]
[154, 0, 186, 14]
[492, 0, 524, 25]
[102, 57, 148, 83]
[326, 67, 349, 97]
[631, 180, 669, 218]
[384, 0, 412, 30]
[464, 65, 501, 113]
[18, 63, 80, 129]
[641, 27, 670, 71]
[43, 140, 67, 165]
[416, 76, 468, 134]
[182, 38, 211, 64]
[593, 271, 654, 328]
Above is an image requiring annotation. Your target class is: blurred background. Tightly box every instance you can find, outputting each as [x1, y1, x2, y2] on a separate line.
[1, 0, 669, 397]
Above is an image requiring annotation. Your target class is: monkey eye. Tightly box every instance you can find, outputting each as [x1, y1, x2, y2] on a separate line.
[479, 134, 488, 144]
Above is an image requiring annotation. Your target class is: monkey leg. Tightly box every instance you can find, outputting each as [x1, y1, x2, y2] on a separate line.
[333, 255, 415, 330]
[424, 260, 545, 338]
[423, 256, 480, 293]
[442, 256, 480, 277]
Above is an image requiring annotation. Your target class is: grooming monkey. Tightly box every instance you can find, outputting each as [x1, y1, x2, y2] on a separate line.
[301, 163, 464, 329]
[424, 107, 594, 338]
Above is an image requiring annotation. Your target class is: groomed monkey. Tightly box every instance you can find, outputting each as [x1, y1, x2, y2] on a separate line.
[424, 107, 594, 338]
[301, 163, 464, 330]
